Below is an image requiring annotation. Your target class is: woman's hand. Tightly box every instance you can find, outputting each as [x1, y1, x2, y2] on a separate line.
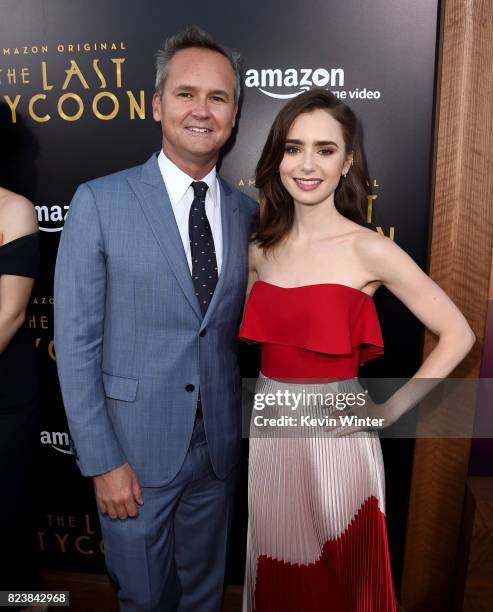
[326, 393, 394, 437]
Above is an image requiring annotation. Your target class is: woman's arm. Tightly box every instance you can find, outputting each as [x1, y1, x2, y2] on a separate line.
[362, 233, 475, 378]
[350, 233, 475, 430]
[0, 275, 35, 353]
[0, 194, 38, 354]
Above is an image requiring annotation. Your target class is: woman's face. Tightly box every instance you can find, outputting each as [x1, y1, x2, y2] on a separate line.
[279, 109, 352, 207]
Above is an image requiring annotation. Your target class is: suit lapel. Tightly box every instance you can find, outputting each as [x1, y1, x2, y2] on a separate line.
[201, 177, 239, 329]
[128, 154, 202, 321]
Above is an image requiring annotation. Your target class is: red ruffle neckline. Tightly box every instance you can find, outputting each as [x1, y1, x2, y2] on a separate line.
[239, 281, 384, 378]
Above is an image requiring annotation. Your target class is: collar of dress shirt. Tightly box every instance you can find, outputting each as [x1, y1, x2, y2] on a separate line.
[157, 150, 218, 206]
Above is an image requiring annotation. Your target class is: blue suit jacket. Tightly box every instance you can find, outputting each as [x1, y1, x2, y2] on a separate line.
[54, 153, 257, 486]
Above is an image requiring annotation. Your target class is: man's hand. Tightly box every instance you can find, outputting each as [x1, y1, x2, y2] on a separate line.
[93, 462, 144, 520]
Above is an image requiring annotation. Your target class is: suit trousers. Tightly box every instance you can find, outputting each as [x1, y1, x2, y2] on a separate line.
[98, 419, 236, 612]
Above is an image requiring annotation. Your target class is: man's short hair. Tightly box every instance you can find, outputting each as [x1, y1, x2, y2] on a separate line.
[155, 25, 241, 104]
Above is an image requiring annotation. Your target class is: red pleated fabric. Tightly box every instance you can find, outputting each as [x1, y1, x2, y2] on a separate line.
[254, 497, 395, 612]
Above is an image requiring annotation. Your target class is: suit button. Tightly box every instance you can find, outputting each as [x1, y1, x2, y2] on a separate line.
[199, 329, 207, 337]
[185, 384, 195, 392]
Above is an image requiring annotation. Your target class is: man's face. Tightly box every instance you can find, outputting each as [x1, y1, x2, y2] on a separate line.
[152, 47, 238, 175]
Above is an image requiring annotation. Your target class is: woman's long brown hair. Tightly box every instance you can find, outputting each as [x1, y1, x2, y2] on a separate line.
[253, 89, 369, 252]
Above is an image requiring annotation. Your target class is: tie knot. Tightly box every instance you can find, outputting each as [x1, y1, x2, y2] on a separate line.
[192, 181, 208, 198]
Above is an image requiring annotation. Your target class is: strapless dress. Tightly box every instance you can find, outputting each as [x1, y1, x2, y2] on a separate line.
[239, 281, 396, 612]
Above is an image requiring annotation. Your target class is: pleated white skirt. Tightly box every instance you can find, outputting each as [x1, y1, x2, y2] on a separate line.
[243, 374, 396, 612]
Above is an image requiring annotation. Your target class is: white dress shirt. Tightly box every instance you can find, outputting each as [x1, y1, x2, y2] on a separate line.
[157, 150, 223, 275]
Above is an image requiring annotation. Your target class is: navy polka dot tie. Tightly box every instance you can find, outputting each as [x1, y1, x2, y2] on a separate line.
[189, 181, 218, 316]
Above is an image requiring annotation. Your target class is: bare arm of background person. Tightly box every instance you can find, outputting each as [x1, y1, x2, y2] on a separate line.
[0, 192, 37, 353]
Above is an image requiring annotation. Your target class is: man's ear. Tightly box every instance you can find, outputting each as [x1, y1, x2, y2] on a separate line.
[232, 104, 238, 128]
[152, 93, 162, 122]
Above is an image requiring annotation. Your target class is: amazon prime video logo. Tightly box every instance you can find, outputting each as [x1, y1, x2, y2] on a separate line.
[244, 67, 345, 99]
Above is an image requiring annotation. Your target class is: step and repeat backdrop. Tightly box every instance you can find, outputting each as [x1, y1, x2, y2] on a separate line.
[0, 0, 439, 589]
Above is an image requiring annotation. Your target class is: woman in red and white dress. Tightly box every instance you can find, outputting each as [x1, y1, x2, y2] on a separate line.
[239, 90, 474, 611]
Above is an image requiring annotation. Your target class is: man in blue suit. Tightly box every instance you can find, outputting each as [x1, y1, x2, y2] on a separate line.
[54, 26, 257, 611]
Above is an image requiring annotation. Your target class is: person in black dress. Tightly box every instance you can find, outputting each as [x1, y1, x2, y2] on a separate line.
[0, 187, 41, 597]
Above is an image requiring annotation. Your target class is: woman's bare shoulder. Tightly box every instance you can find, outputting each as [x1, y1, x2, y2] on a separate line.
[248, 240, 264, 265]
[0, 188, 38, 241]
[352, 226, 397, 258]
